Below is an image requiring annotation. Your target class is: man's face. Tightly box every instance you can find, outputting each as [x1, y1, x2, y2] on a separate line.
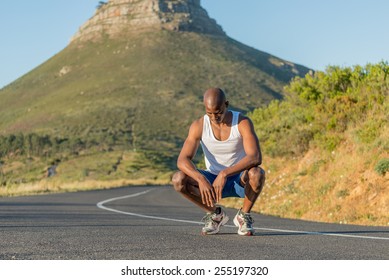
[205, 102, 228, 124]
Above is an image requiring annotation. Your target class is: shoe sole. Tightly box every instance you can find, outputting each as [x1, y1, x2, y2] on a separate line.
[233, 215, 255, 236]
[201, 215, 229, 235]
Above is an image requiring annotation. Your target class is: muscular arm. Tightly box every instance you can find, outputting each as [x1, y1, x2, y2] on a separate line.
[177, 118, 216, 206]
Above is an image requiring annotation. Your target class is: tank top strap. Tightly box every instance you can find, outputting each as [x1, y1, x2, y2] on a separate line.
[231, 111, 241, 137]
[231, 111, 239, 126]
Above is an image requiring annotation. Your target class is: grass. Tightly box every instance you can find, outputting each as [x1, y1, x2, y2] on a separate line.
[0, 178, 170, 198]
[0, 149, 172, 197]
[240, 128, 389, 226]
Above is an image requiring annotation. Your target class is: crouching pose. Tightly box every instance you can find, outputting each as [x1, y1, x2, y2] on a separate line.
[172, 88, 265, 236]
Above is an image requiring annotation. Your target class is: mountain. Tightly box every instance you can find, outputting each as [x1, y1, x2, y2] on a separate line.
[0, 0, 310, 181]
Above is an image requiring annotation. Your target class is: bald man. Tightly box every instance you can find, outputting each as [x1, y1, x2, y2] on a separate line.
[172, 88, 265, 236]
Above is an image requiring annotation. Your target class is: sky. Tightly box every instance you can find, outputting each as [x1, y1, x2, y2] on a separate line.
[1, 0, 388, 88]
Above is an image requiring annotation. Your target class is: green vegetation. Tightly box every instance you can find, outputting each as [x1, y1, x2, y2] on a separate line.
[250, 63, 389, 157]
[247, 62, 389, 226]
[97, 1, 108, 9]
[375, 158, 389, 176]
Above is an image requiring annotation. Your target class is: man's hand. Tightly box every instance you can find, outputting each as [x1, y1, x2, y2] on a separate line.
[213, 172, 227, 202]
[198, 180, 216, 207]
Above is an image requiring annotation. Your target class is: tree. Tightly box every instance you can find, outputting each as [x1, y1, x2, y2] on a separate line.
[97, 1, 108, 9]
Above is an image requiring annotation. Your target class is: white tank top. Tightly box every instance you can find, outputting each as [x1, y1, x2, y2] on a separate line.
[200, 111, 246, 175]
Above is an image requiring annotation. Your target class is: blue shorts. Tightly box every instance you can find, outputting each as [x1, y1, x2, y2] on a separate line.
[198, 170, 245, 198]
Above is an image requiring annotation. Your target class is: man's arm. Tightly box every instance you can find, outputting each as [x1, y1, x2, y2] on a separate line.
[177, 118, 216, 207]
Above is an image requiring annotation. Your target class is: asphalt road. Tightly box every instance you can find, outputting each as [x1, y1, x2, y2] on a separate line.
[0, 185, 388, 260]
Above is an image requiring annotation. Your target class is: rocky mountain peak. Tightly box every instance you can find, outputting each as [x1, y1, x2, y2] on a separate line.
[70, 0, 225, 43]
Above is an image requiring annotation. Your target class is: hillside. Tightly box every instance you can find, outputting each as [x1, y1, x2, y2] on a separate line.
[0, 0, 309, 192]
[224, 63, 388, 226]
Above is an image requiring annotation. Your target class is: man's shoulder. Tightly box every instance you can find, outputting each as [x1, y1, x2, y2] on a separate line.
[188, 116, 204, 137]
[237, 113, 255, 134]
[191, 116, 204, 128]
[236, 112, 250, 123]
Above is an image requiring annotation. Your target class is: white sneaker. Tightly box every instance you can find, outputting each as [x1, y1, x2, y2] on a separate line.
[201, 208, 229, 235]
[233, 209, 255, 236]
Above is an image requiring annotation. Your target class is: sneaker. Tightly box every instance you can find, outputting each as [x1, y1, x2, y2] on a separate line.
[201, 207, 229, 235]
[233, 209, 255, 236]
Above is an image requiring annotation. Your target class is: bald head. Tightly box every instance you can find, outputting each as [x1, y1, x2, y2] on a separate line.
[203, 88, 227, 108]
[202, 88, 229, 124]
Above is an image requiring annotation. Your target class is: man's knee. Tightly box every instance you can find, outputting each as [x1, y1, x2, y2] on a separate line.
[171, 171, 186, 193]
[248, 166, 266, 191]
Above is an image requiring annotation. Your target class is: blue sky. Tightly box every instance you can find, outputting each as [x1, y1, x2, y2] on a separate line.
[1, 0, 388, 88]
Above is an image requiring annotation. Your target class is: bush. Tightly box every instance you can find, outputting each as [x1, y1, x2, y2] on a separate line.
[250, 62, 389, 158]
[374, 158, 389, 176]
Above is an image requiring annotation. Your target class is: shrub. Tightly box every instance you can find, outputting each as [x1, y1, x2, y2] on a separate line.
[374, 158, 389, 176]
[251, 62, 388, 158]
[355, 120, 384, 144]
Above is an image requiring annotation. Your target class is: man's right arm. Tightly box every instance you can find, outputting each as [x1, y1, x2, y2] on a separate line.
[177, 118, 216, 207]
[177, 119, 205, 183]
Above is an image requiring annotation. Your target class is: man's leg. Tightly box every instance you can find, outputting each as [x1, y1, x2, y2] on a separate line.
[233, 166, 265, 236]
[172, 171, 229, 235]
[241, 166, 265, 213]
[172, 171, 215, 212]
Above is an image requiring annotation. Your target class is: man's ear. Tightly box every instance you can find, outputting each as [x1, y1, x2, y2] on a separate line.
[225, 101, 229, 108]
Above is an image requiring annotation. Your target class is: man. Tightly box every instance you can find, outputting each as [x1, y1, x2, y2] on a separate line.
[172, 88, 265, 236]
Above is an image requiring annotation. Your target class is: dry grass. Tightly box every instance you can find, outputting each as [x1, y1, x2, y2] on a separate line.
[221, 129, 389, 226]
[0, 149, 173, 197]
[0, 176, 171, 197]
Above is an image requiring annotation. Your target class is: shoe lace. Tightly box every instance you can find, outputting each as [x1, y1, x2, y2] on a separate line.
[202, 213, 214, 224]
[242, 212, 254, 226]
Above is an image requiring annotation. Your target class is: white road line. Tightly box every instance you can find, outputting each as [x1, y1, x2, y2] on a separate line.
[97, 189, 203, 225]
[96, 189, 389, 241]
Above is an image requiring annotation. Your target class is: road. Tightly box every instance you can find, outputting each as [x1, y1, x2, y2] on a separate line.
[0, 185, 388, 259]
